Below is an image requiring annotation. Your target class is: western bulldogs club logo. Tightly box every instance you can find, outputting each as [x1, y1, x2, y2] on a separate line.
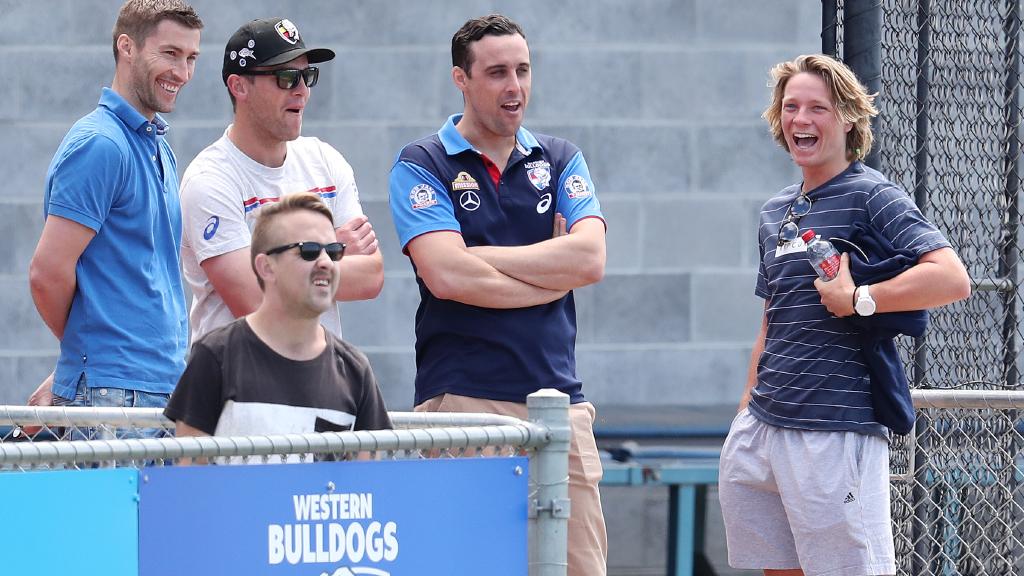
[276, 19, 300, 44]
[525, 160, 551, 191]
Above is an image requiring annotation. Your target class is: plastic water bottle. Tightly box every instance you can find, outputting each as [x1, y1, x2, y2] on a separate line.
[802, 229, 840, 281]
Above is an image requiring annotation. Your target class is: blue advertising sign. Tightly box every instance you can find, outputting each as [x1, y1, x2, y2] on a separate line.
[139, 457, 528, 576]
[0, 468, 139, 575]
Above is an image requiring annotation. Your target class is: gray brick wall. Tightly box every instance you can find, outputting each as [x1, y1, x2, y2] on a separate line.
[0, 2, 824, 574]
[0, 0, 819, 412]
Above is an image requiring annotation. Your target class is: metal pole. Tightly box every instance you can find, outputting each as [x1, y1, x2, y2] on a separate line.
[822, 0, 839, 57]
[907, 3, 932, 573]
[911, 0, 932, 391]
[527, 389, 571, 576]
[842, 0, 883, 169]
[999, 0, 1022, 569]
[1000, 0, 1021, 391]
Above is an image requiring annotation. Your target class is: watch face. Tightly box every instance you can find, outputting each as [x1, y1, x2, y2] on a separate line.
[856, 295, 876, 316]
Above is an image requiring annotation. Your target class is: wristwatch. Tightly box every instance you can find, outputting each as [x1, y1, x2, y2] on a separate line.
[854, 285, 876, 317]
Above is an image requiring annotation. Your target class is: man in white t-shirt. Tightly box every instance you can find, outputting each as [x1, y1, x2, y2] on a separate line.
[180, 17, 383, 343]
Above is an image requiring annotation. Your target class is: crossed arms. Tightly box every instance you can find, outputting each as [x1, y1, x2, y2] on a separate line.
[406, 216, 605, 309]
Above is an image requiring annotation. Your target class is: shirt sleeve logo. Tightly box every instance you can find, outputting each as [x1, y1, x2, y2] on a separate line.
[409, 184, 438, 210]
[203, 215, 220, 240]
[564, 175, 592, 199]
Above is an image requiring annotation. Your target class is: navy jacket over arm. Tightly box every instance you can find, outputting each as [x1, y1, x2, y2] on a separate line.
[831, 221, 928, 434]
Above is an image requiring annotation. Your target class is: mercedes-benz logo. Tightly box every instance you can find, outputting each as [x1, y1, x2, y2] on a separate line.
[460, 190, 481, 211]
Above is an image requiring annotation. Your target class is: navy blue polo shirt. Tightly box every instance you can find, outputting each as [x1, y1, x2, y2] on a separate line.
[389, 114, 604, 405]
[752, 162, 950, 435]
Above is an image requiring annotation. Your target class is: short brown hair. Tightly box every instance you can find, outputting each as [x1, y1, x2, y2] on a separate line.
[763, 54, 878, 161]
[451, 14, 525, 76]
[112, 0, 203, 62]
[250, 193, 335, 290]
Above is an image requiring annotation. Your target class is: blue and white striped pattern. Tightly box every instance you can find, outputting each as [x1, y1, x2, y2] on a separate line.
[750, 162, 951, 435]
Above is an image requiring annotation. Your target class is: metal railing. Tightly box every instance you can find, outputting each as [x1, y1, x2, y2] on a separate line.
[0, 389, 572, 576]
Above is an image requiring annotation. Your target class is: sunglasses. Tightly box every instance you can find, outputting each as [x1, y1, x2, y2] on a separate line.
[777, 194, 812, 246]
[265, 241, 346, 261]
[241, 66, 319, 90]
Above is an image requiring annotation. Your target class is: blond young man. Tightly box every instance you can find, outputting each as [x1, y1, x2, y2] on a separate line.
[719, 54, 971, 576]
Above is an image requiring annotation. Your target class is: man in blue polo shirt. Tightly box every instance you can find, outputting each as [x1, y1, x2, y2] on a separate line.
[388, 14, 608, 576]
[26, 0, 202, 426]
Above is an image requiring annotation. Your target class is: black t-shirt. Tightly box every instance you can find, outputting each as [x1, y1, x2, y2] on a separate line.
[165, 319, 391, 437]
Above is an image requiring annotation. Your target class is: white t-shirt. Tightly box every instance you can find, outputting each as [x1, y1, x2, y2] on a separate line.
[180, 127, 363, 343]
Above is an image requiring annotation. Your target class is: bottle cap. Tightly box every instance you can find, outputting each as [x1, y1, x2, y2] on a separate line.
[801, 230, 816, 242]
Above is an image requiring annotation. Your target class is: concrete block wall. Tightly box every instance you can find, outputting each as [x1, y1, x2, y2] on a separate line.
[0, 0, 819, 415]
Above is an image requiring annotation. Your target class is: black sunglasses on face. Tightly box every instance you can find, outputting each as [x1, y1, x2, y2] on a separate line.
[240, 66, 319, 90]
[777, 194, 812, 247]
[265, 241, 346, 261]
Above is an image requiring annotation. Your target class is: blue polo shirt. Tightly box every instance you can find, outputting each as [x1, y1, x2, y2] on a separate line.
[44, 88, 188, 399]
[389, 115, 604, 405]
[752, 162, 950, 435]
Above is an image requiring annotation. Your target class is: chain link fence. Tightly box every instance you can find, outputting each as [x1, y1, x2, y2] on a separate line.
[890, 391, 1024, 575]
[829, 1, 1024, 573]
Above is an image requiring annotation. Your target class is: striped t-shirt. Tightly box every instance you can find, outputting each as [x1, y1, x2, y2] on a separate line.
[751, 161, 950, 435]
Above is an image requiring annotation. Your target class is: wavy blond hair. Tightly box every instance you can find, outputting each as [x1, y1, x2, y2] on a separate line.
[762, 54, 878, 161]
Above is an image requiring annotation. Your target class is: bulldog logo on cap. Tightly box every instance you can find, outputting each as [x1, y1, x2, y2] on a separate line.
[275, 19, 300, 44]
[222, 17, 335, 85]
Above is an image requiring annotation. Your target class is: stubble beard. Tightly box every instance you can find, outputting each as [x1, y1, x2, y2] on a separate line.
[132, 61, 174, 115]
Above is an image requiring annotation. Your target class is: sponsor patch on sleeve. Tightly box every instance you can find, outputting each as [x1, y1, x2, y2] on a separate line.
[203, 215, 220, 240]
[409, 184, 438, 210]
[564, 175, 592, 199]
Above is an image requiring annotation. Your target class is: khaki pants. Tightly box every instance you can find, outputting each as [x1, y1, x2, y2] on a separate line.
[416, 393, 608, 576]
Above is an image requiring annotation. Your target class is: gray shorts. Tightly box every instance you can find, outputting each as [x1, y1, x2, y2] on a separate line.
[718, 409, 896, 576]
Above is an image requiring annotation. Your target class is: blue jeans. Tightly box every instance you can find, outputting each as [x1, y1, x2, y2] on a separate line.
[51, 373, 170, 441]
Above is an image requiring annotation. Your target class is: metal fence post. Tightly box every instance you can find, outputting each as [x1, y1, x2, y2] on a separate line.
[821, 0, 839, 57]
[527, 389, 571, 576]
[842, 0, 883, 169]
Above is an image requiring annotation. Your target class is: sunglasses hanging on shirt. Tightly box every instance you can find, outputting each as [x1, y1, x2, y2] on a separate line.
[777, 194, 812, 246]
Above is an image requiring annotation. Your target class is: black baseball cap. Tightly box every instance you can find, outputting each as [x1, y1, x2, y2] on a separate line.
[222, 18, 335, 85]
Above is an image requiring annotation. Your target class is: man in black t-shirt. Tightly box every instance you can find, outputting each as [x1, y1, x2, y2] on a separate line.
[165, 192, 391, 450]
